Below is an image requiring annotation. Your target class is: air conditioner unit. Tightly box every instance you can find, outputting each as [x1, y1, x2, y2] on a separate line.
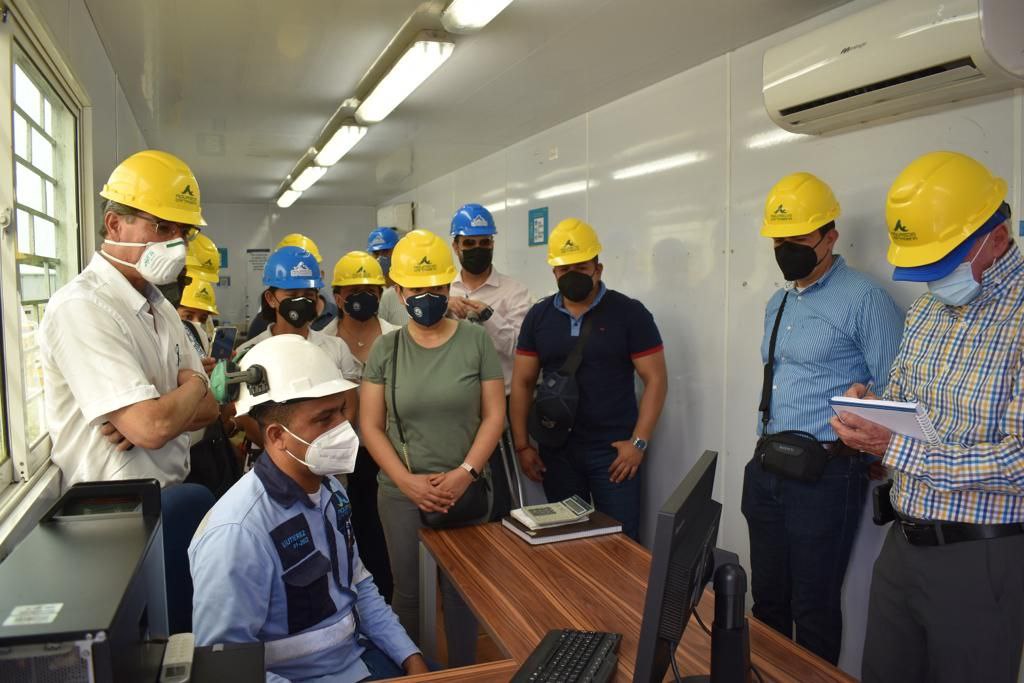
[763, 0, 1024, 135]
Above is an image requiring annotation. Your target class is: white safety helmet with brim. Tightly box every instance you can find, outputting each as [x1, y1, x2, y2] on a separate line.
[229, 334, 356, 416]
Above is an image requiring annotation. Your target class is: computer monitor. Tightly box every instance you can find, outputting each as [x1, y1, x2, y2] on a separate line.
[0, 480, 167, 683]
[633, 450, 722, 683]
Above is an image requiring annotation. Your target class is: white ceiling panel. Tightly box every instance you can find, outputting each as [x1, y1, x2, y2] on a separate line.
[83, 0, 853, 205]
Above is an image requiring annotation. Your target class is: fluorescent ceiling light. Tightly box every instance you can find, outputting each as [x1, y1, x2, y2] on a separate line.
[745, 129, 808, 150]
[277, 189, 302, 208]
[356, 39, 455, 124]
[535, 181, 591, 200]
[611, 152, 708, 180]
[315, 124, 368, 166]
[290, 165, 328, 192]
[442, 0, 515, 33]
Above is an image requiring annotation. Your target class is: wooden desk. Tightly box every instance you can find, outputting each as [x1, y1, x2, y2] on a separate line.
[417, 522, 855, 683]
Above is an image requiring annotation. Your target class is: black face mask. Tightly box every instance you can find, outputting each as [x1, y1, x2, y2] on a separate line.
[557, 271, 595, 302]
[459, 247, 493, 275]
[774, 236, 825, 281]
[278, 296, 317, 328]
[343, 291, 380, 322]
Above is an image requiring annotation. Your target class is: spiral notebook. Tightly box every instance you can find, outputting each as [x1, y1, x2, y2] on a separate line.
[830, 396, 940, 444]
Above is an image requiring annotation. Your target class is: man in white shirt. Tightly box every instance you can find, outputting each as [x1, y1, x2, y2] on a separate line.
[39, 150, 221, 632]
[234, 245, 361, 448]
[447, 203, 532, 519]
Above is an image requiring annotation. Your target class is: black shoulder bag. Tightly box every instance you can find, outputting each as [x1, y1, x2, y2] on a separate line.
[527, 311, 596, 448]
[755, 291, 832, 483]
[390, 330, 490, 528]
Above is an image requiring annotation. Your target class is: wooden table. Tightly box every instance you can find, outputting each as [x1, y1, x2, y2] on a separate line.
[414, 522, 856, 683]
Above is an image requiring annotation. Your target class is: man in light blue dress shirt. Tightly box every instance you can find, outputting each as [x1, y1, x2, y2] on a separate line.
[741, 173, 904, 665]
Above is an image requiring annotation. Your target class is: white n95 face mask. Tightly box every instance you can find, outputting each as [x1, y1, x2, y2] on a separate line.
[102, 238, 188, 285]
[282, 420, 360, 476]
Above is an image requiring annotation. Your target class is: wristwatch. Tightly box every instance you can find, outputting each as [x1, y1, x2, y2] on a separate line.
[459, 462, 481, 480]
[631, 437, 648, 452]
[476, 306, 494, 323]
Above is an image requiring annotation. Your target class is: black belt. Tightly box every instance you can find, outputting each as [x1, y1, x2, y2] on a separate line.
[894, 512, 1024, 546]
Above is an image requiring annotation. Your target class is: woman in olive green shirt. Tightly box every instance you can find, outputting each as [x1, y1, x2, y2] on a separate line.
[360, 230, 505, 666]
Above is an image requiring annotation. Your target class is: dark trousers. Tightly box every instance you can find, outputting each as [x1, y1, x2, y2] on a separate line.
[540, 431, 640, 541]
[740, 454, 867, 664]
[161, 483, 215, 634]
[861, 524, 1024, 683]
[347, 447, 393, 602]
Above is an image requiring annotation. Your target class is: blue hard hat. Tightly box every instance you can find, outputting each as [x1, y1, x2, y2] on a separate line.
[367, 227, 400, 253]
[263, 246, 324, 289]
[451, 203, 497, 237]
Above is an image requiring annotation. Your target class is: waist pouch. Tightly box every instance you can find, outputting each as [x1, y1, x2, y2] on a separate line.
[755, 431, 831, 483]
[528, 370, 580, 448]
[420, 477, 490, 529]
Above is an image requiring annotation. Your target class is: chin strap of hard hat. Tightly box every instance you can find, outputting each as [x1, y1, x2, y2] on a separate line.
[210, 360, 268, 404]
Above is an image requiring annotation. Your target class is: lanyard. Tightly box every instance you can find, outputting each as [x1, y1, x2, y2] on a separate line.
[322, 485, 362, 632]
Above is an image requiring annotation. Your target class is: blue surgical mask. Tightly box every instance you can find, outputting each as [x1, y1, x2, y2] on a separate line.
[377, 255, 391, 278]
[405, 292, 448, 327]
[927, 233, 990, 306]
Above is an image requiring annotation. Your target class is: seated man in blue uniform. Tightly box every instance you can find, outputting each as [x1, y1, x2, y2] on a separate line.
[189, 333, 428, 682]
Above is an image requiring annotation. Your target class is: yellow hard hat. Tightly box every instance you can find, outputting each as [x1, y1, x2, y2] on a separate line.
[547, 218, 602, 266]
[390, 229, 456, 288]
[760, 172, 840, 238]
[276, 233, 322, 264]
[186, 233, 220, 283]
[100, 150, 206, 226]
[179, 275, 219, 315]
[332, 250, 386, 287]
[886, 151, 1008, 268]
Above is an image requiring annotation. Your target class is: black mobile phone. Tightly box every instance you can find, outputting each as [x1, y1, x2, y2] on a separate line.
[872, 480, 895, 526]
[210, 326, 238, 360]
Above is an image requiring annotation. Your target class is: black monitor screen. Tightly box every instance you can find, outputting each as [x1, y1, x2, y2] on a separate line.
[634, 450, 722, 683]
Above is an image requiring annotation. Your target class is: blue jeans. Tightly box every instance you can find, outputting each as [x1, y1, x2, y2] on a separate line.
[740, 453, 867, 665]
[540, 431, 640, 540]
[161, 483, 215, 634]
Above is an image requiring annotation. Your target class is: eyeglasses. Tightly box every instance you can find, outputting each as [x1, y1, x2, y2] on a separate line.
[133, 214, 201, 242]
[460, 237, 493, 249]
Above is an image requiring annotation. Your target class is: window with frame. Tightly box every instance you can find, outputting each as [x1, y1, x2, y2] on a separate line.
[1, 42, 82, 489]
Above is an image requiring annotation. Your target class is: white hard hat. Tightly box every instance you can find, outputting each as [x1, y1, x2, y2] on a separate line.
[234, 334, 356, 417]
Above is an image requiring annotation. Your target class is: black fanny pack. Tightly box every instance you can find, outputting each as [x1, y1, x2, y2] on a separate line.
[756, 291, 831, 483]
[528, 308, 596, 449]
[391, 330, 490, 529]
[755, 431, 831, 483]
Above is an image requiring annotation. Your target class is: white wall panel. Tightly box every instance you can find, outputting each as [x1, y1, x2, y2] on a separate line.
[385, 1, 1024, 678]
[586, 56, 729, 541]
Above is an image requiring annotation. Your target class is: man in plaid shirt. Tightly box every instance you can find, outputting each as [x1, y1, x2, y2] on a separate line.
[833, 151, 1023, 683]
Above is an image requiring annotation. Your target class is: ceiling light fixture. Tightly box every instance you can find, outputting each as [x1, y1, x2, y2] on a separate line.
[290, 165, 328, 192]
[441, 0, 515, 33]
[277, 189, 302, 208]
[356, 35, 455, 124]
[315, 123, 368, 166]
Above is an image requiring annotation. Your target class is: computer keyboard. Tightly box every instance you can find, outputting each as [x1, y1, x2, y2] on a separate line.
[511, 629, 622, 683]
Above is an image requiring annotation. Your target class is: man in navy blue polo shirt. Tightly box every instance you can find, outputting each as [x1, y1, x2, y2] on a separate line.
[510, 218, 668, 540]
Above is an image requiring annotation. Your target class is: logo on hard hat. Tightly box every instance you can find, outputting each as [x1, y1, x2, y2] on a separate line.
[355, 266, 367, 275]
[197, 286, 212, 300]
[470, 216, 489, 228]
[771, 205, 792, 221]
[290, 261, 314, 278]
[176, 184, 198, 206]
[370, 235, 385, 246]
[891, 219, 916, 242]
[562, 239, 579, 253]
[202, 257, 214, 268]
[413, 256, 436, 273]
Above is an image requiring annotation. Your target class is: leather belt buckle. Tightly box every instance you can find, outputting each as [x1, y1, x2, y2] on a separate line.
[899, 520, 936, 546]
